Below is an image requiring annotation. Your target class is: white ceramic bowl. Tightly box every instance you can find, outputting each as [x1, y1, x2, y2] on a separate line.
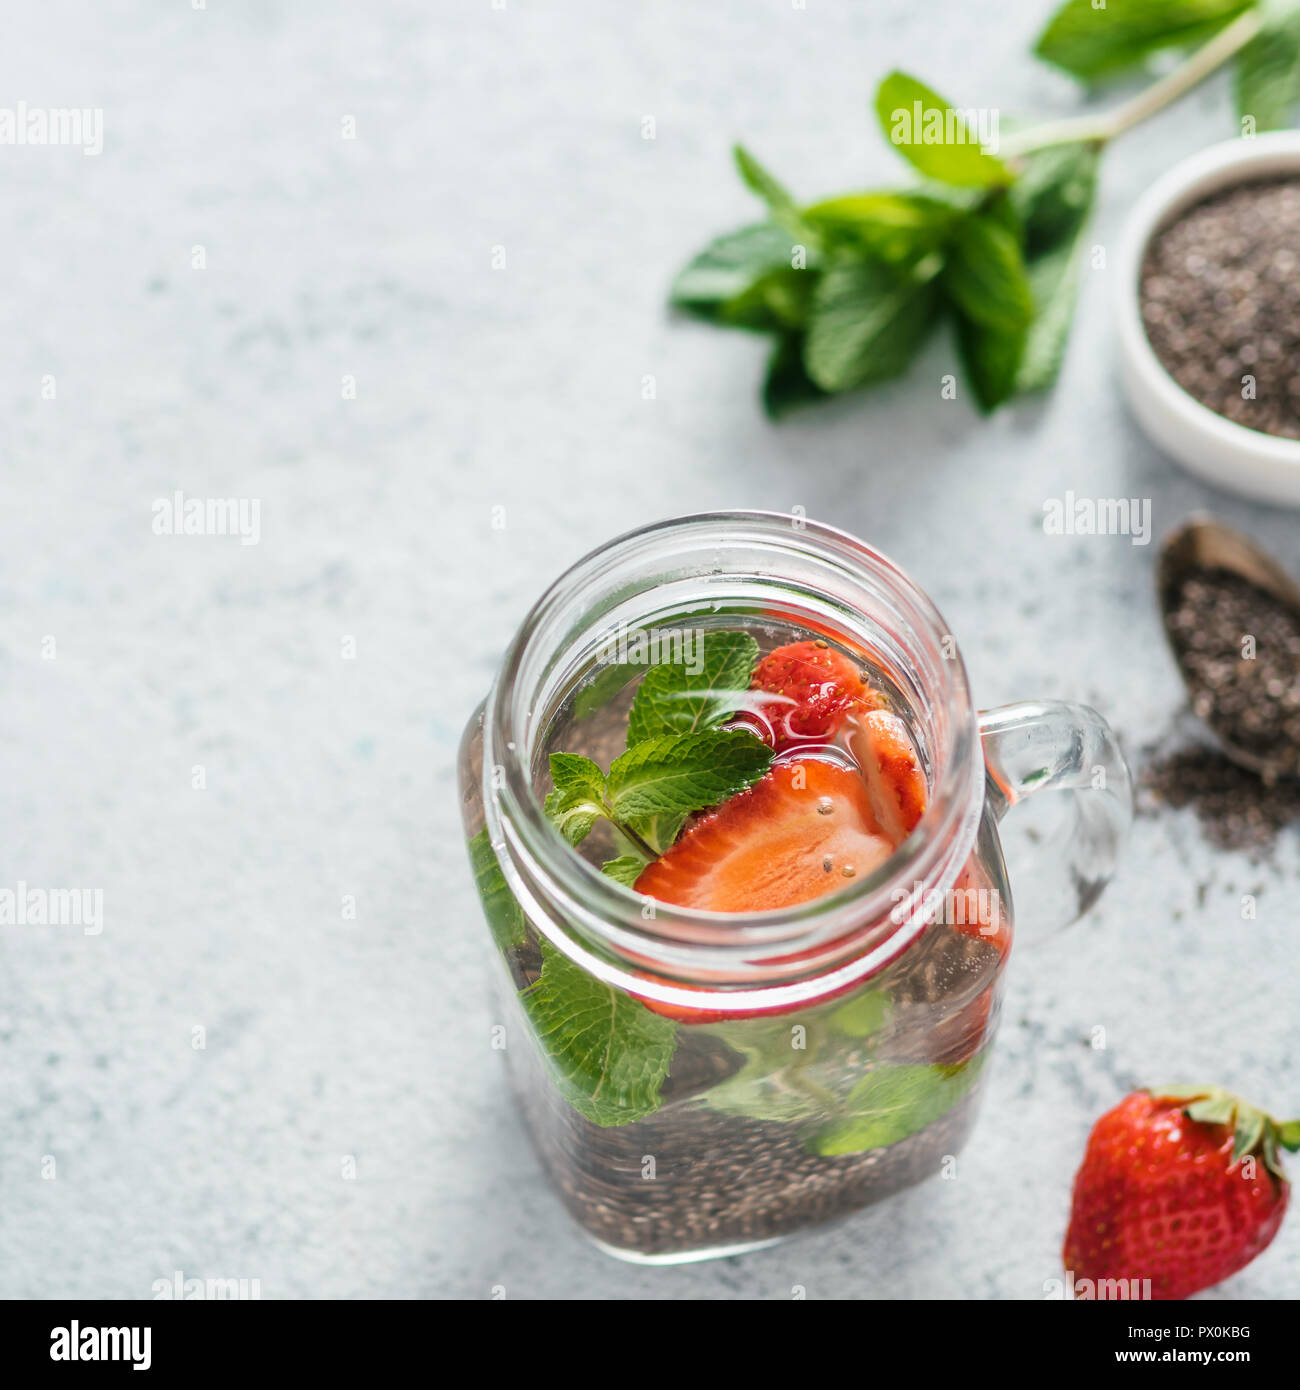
[1115, 132, 1300, 507]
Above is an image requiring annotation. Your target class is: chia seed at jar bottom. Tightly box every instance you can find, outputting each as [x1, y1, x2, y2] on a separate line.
[501, 916, 1000, 1258]
[520, 1067, 984, 1258]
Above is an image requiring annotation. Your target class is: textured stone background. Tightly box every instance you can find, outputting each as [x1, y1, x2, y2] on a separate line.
[2, 0, 1297, 1299]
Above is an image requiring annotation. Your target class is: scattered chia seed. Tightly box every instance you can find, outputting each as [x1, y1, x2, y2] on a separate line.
[1141, 744, 1300, 854]
[1140, 179, 1300, 440]
[1165, 566, 1300, 777]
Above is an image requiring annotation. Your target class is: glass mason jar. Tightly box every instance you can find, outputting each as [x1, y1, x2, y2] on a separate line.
[459, 512, 1131, 1263]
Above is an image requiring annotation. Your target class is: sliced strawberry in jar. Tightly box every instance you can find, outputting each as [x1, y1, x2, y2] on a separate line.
[633, 759, 895, 913]
[848, 708, 928, 844]
[742, 640, 885, 751]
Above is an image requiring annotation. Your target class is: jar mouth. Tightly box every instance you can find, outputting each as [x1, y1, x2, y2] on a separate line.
[481, 511, 983, 1000]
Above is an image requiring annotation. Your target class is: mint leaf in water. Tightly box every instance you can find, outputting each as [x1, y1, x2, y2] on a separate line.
[626, 630, 759, 744]
[524, 939, 678, 1127]
[543, 752, 608, 847]
[546, 634, 769, 860]
[608, 729, 771, 827]
[827, 988, 892, 1038]
[572, 660, 643, 721]
[809, 1057, 985, 1156]
[804, 257, 941, 392]
[702, 1018, 834, 1125]
[468, 828, 527, 952]
[873, 71, 1013, 188]
[601, 855, 648, 887]
[1236, 0, 1300, 131]
[1035, 0, 1251, 82]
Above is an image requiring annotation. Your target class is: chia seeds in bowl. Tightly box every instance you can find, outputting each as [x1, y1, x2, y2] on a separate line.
[1140, 178, 1300, 441]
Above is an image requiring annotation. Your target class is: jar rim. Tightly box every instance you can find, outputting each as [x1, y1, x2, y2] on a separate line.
[481, 511, 985, 1004]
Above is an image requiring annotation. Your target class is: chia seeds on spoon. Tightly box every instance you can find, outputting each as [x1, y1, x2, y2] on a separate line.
[1143, 562, 1300, 853]
[1140, 178, 1300, 440]
[1165, 566, 1300, 779]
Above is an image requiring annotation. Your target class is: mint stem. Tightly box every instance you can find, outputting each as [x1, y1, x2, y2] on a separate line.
[1000, 7, 1264, 160]
[604, 804, 659, 861]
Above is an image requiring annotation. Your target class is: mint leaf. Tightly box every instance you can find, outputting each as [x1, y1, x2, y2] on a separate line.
[573, 660, 643, 720]
[803, 257, 941, 392]
[524, 939, 678, 1126]
[763, 333, 829, 419]
[1009, 142, 1100, 257]
[942, 213, 1034, 330]
[734, 144, 819, 245]
[670, 223, 805, 319]
[1236, 0, 1300, 130]
[608, 729, 772, 827]
[601, 855, 648, 887]
[801, 192, 959, 263]
[626, 630, 760, 744]
[827, 988, 892, 1038]
[625, 811, 689, 858]
[543, 752, 608, 847]
[702, 1019, 833, 1124]
[1016, 232, 1089, 393]
[956, 316, 1028, 414]
[1006, 143, 1100, 396]
[808, 1058, 985, 1156]
[467, 828, 526, 951]
[874, 71, 1013, 188]
[1035, 0, 1251, 82]
[712, 266, 816, 332]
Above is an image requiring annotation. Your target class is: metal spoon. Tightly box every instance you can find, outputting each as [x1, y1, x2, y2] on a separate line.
[1156, 515, 1300, 781]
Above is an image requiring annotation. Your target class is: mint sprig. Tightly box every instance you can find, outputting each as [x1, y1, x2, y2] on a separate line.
[672, 0, 1279, 420]
[544, 753, 608, 847]
[521, 631, 773, 1128]
[547, 628, 772, 868]
[546, 728, 772, 862]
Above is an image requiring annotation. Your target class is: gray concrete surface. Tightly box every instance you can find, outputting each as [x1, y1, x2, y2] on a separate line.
[2, 0, 1297, 1299]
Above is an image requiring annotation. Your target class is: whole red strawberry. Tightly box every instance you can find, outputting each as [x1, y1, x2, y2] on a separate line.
[1064, 1086, 1299, 1300]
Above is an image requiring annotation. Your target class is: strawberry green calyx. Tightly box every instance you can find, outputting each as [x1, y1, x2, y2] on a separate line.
[1150, 1085, 1300, 1183]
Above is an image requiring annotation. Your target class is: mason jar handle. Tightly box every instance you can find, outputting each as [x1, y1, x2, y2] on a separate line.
[978, 701, 1132, 939]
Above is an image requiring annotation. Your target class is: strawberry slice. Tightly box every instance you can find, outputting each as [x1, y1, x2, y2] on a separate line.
[634, 759, 895, 913]
[849, 709, 928, 844]
[743, 640, 885, 751]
